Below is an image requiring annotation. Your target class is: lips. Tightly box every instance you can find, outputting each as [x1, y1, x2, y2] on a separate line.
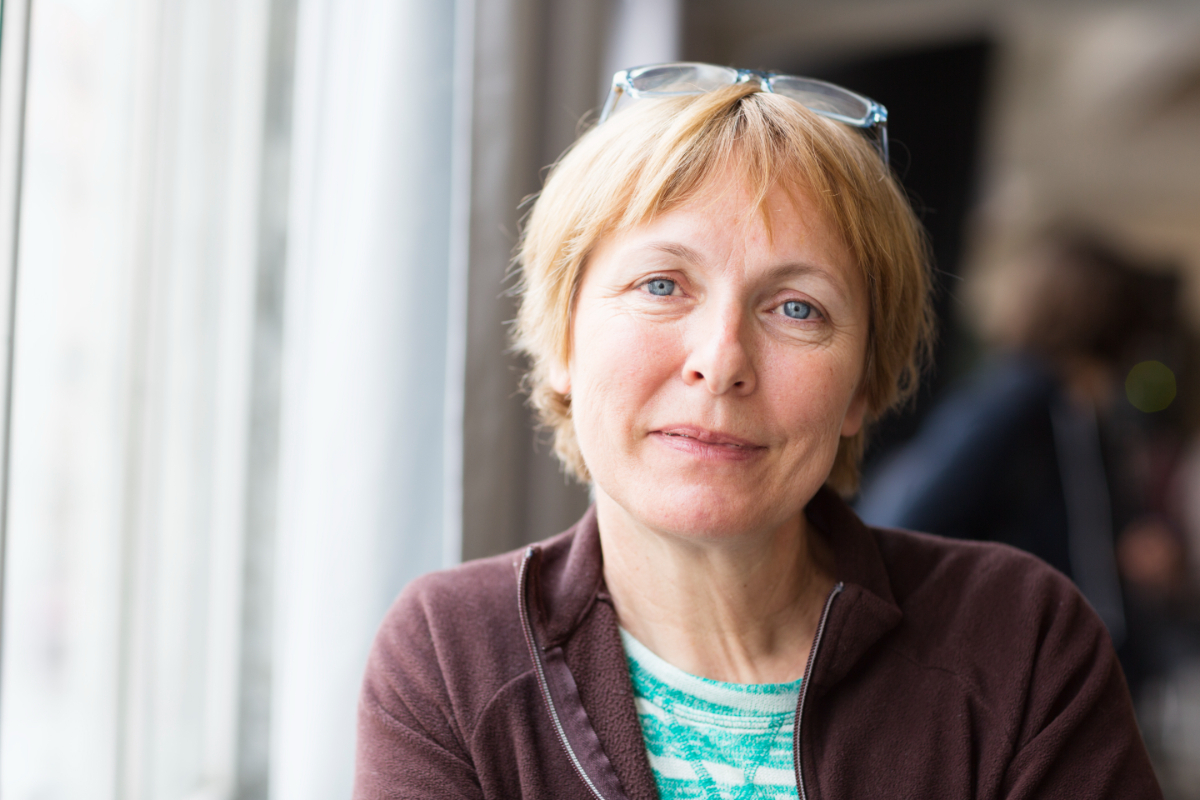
[653, 425, 764, 450]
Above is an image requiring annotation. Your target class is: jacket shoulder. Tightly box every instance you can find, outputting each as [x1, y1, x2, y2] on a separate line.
[395, 545, 526, 633]
[876, 525, 1097, 625]
[859, 528, 1158, 797]
[873, 525, 1080, 605]
[363, 525, 579, 719]
[393, 523, 578, 633]
[869, 525, 1112, 694]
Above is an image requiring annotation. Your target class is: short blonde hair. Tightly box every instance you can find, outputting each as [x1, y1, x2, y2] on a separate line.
[513, 83, 934, 496]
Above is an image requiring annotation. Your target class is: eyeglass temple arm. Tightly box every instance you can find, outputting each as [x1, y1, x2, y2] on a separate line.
[599, 74, 629, 124]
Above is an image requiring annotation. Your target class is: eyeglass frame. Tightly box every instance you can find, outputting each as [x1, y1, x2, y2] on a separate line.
[598, 62, 890, 163]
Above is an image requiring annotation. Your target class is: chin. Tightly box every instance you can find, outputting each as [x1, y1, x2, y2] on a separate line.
[620, 478, 795, 542]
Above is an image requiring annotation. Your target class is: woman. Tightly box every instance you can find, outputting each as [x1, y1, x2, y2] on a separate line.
[354, 65, 1160, 799]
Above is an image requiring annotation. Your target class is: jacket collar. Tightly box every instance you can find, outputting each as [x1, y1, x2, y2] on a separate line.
[527, 486, 904, 673]
[805, 486, 904, 688]
[524, 503, 606, 649]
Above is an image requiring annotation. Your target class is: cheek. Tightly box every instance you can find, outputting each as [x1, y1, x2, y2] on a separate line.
[570, 311, 682, 431]
[761, 350, 863, 435]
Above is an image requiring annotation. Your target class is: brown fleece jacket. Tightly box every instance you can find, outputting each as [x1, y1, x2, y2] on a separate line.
[354, 487, 1162, 799]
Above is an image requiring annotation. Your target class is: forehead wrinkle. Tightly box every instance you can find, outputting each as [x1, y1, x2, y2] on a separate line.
[641, 241, 705, 264]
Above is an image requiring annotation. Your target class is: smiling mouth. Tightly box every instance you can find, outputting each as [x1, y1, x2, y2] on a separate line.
[655, 427, 763, 450]
[661, 431, 746, 448]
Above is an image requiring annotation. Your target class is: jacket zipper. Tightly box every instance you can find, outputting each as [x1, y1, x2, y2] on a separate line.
[794, 581, 843, 800]
[518, 546, 611, 800]
[521, 544, 841, 800]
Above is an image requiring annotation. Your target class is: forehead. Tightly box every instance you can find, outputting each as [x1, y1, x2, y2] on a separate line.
[601, 172, 857, 280]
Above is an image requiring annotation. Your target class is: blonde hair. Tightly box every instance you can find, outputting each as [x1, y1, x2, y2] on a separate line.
[513, 83, 934, 496]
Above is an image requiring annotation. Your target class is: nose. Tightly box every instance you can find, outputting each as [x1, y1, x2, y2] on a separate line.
[680, 301, 756, 395]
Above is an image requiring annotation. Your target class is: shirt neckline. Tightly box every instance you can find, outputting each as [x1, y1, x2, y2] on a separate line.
[619, 627, 803, 716]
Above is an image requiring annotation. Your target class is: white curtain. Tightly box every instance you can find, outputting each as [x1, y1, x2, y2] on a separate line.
[269, 0, 456, 796]
[0, 0, 273, 797]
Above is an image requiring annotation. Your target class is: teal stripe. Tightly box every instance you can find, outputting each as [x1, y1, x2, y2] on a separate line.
[620, 629, 801, 800]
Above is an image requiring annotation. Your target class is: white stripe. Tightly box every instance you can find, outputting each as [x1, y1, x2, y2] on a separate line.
[753, 765, 798, 786]
[635, 695, 795, 736]
[646, 753, 797, 787]
[634, 696, 670, 719]
[647, 753, 697, 780]
[621, 628, 802, 714]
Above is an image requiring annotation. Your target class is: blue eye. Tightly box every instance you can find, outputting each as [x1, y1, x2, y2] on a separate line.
[782, 300, 814, 319]
[646, 278, 676, 296]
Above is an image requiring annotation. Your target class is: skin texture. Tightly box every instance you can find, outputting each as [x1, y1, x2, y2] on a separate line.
[550, 174, 871, 683]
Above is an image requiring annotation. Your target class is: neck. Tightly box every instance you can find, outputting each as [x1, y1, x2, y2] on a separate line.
[596, 488, 835, 684]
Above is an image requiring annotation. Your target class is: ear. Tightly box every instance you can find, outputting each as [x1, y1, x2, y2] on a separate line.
[841, 387, 869, 438]
[548, 360, 571, 396]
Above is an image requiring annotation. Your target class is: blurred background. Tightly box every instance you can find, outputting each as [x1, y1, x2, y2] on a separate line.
[0, 0, 1196, 798]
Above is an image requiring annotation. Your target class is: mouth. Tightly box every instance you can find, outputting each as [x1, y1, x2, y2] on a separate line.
[653, 426, 765, 451]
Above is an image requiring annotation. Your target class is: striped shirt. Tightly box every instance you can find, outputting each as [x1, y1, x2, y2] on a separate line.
[620, 629, 802, 800]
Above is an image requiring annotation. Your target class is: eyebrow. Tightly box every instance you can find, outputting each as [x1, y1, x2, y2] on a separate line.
[638, 240, 843, 286]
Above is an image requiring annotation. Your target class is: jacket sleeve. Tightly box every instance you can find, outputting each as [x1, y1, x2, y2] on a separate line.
[1001, 582, 1162, 799]
[353, 581, 484, 800]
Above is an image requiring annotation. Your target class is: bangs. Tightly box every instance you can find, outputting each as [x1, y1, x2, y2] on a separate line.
[612, 87, 849, 245]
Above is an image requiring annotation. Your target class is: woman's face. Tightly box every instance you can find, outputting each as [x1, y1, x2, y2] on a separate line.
[553, 176, 870, 541]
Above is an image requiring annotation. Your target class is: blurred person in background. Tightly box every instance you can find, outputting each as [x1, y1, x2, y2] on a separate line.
[857, 230, 1199, 695]
[354, 69, 1160, 799]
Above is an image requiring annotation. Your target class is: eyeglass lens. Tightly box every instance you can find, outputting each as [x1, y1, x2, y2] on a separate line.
[765, 76, 873, 125]
[627, 64, 739, 95]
